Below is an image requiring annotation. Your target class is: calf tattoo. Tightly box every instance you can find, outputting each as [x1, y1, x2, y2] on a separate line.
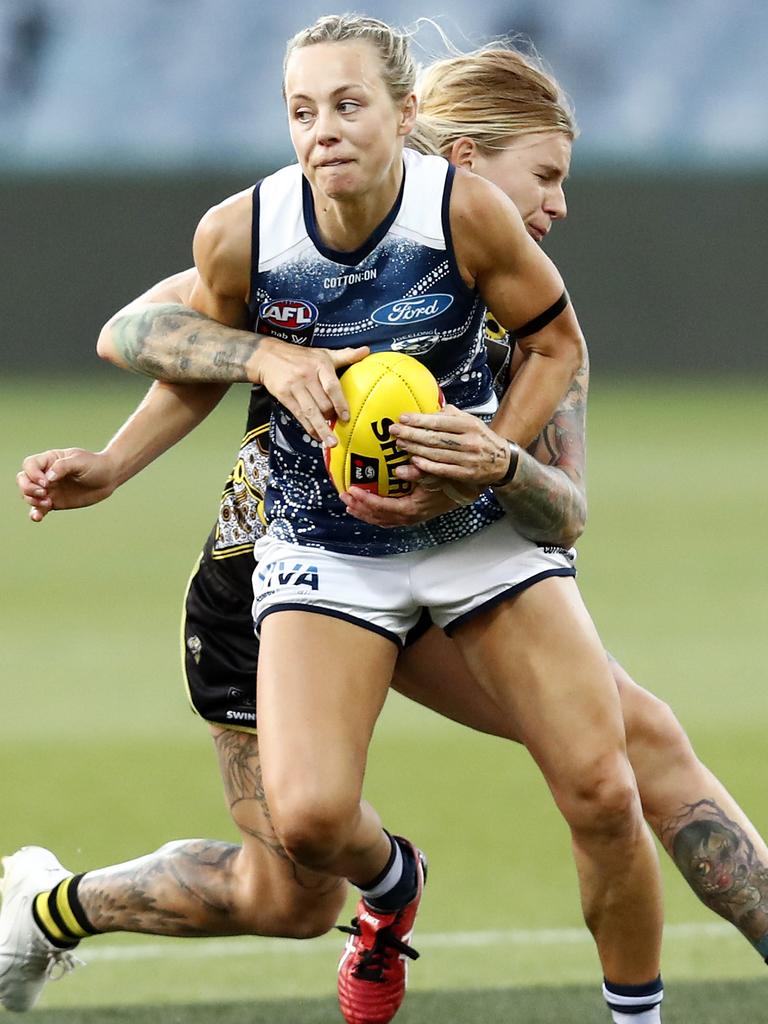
[78, 840, 239, 936]
[661, 799, 768, 954]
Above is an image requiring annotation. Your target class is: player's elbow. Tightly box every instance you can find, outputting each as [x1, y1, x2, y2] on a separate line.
[528, 487, 587, 548]
[567, 487, 588, 544]
[562, 330, 586, 379]
[538, 321, 586, 382]
[96, 317, 125, 367]
[561, 496, 587, 547]
[544, 500, 586, 548]
[565, 509, 589, 548]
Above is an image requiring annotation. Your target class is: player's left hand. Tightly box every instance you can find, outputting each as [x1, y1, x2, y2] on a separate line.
[340, 483, 458, 527]
[16, 447, 119, 521]
[388, 405, 514, 486]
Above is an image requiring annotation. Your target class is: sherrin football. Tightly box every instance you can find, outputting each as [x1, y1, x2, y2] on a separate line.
[325, 351, 442, 497]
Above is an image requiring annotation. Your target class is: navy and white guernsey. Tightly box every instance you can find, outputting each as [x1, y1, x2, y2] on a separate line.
[247, 148, 505, 556]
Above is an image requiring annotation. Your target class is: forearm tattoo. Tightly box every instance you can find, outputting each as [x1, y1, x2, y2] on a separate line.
[494, 361, 588, 545]
[660, 798, 768, 954]
[111, 304, 260, 382]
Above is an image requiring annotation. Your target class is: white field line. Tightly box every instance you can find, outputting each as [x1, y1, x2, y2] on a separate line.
[84, 922, 732, 963]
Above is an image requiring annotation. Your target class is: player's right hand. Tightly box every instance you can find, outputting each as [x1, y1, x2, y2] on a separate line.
[340, 482, 460, 527]
[253, 337, 370, 446]
[16, 448, 119, 522]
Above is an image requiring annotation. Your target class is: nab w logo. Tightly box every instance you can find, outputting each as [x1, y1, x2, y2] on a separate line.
[257, 559, 320, 591]
[259, 299, 318, 331]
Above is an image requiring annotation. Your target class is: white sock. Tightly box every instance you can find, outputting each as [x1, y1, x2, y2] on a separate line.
[611, 1008, 661, 1024]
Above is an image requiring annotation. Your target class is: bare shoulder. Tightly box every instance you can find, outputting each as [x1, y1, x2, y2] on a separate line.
[450, 168, 530, 285]
[193, 187, 253, 299]
[450, 168, 526, 235]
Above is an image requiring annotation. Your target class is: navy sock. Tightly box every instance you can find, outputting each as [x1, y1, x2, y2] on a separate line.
[603, 975, 663, 1023]
[359, 835, 417, 914]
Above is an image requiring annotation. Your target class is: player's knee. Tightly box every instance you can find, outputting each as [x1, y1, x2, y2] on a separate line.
[555, 756, 641, 842]
[617, 679, 701, 824]
[614, 663, 699, 774]
[626, 687, 694, 765]
[270, 793, 356, 869]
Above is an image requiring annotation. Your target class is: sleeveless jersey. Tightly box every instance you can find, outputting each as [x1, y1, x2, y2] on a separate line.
[245, 148, 505, 556]
[205, 319, 514, 589]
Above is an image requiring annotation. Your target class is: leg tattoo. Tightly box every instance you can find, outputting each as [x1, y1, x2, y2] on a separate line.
[213, 727, 287, 862]
[78, 839, 241, 936]
[77, 728, 341, 936]
[213, 727, 342, 897]
[660, 798, 768, 957]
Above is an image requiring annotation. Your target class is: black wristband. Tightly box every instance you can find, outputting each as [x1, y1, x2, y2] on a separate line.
[495, 441, 520, 487]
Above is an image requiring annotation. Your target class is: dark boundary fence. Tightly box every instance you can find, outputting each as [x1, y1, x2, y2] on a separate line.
[3, 169, 766, 375]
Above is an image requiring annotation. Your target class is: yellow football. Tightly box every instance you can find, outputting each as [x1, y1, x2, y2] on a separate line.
[325, 352, 442, 497]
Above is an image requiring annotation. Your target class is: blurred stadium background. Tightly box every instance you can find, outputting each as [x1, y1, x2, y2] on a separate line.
[1, 1, 767, 1019]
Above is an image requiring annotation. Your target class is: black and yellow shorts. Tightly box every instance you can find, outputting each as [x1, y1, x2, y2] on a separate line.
[182, 546, 260, 733]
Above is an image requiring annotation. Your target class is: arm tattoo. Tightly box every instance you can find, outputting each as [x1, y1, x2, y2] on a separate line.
[111, 303, 260, 382]
[493, 360, 588, 546]
[660, 798, 768, 955]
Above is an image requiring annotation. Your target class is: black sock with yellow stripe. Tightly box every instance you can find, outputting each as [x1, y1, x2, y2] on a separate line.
[32, 875, 98, 949]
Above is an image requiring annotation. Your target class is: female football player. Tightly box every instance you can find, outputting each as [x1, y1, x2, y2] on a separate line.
[181, 18, 665, 1023]
[15, 22, 755, 1024]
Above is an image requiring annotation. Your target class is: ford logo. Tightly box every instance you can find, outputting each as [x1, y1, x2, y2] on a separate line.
[371, 294, 454, 325]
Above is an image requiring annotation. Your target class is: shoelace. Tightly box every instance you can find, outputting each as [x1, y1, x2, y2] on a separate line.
[337, 919, 420, 982]
[47, 949, 84, 982]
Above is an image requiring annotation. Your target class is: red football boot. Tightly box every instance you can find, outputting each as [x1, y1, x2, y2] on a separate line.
[337, 842, 427, 1024]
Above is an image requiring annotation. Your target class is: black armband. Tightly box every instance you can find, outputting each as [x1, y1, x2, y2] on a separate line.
[513, 290, 569, 339]
[495, 441, 520, 487]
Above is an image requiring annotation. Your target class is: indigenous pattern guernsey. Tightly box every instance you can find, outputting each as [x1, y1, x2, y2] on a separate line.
[247, 148, 504, 556]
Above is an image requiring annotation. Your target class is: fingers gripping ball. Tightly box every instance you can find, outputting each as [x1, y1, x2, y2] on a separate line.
[325, 352, 442, 497]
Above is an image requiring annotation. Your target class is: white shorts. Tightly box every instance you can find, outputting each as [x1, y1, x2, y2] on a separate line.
[416, 517, 576, 634]
[252, 519, 576, 646]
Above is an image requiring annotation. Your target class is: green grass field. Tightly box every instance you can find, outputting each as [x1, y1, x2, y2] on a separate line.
[2, 375, 767, 1020]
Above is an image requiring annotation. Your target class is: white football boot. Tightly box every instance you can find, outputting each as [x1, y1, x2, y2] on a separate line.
[0, 846, 83, 1012]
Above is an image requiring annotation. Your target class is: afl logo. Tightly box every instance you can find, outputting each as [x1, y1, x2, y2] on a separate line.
[371, 293, 454, 326]
[259, 299, 318, 331]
